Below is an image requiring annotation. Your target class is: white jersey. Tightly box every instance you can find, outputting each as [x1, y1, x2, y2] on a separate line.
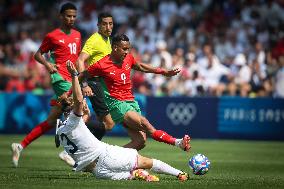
[58, 112, 106, 171]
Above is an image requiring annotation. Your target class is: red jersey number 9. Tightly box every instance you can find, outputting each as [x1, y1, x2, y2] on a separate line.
[121, 73, 126, 84]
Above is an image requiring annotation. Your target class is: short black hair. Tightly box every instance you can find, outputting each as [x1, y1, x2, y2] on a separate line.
[112, 34, 129, 46]
[60, 2, 77, 14]
[98, 12, 113, 23]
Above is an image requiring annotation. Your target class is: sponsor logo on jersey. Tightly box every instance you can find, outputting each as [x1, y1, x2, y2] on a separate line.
[59, 39, 65, 44]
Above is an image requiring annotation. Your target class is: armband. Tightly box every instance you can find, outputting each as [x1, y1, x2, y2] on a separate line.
[71, 71, 79, 77]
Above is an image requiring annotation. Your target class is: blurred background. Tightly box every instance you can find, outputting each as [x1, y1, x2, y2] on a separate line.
[0, 0, 283, 140]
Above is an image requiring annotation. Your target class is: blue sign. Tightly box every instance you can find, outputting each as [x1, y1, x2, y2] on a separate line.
[0, 93, 50, 134]
[218, 97, 284, 140]
[146, 97, 219, 138]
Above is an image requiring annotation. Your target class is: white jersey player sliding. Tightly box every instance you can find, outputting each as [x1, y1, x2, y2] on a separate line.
[57, 60, 189, 181]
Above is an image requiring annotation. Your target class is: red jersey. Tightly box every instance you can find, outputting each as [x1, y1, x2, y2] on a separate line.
[87, 54, 137, 101]
[39, 28, 81, 81]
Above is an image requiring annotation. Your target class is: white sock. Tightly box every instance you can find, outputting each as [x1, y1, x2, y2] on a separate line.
[174, 138, 182, 147]
[150, 159, 182, 176]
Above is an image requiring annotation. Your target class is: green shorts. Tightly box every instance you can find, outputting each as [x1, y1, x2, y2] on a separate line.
[109, 100, 141, 124]
[50, 73, 71, 100]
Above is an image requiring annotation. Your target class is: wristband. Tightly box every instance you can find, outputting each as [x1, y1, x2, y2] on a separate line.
[71, 71, 79, 77]
[154, 68, 166, 74]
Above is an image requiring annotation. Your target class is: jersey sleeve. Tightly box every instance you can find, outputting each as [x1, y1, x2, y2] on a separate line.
[87, 62, 102, 77]
[82, 35, 95, 56]
[39, 33, 52, 53]
[128, 54, 137, 67]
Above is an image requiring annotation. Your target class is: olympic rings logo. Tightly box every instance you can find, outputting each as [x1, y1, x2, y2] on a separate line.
[166, 103, 197, 126]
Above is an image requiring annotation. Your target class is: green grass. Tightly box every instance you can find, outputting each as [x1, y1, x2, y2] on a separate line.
[0, 135, 284, 189]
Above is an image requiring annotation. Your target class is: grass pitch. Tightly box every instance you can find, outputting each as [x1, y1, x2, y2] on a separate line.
[0, 135, 284, 189]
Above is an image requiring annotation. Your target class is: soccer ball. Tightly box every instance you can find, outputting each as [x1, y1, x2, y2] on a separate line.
[189, 154, 210, 175]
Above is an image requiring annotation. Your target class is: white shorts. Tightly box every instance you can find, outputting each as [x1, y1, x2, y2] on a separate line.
[93, 144, 138, 180]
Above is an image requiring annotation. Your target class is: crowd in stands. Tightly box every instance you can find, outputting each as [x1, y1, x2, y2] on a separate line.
[0, 0, 284, 97]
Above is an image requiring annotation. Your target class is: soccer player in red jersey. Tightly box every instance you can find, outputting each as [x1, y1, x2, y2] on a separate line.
[11, 2, 81, 167]
[87, 34, 191, 152]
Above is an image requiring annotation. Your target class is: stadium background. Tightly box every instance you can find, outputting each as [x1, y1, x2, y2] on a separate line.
[0, 0, 283, 140]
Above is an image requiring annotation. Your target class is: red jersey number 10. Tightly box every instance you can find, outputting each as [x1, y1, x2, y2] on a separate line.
[68, 43, 77, 55]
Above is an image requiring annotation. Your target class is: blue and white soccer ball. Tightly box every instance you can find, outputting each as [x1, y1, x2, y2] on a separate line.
[189, 154, 211, 175]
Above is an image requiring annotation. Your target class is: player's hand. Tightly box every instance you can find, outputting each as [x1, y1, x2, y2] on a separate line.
[46, 62, 58, 74]
[163, 67, 181, 77]
[82, 86, 94, 96]
[66, 60, 78, 75]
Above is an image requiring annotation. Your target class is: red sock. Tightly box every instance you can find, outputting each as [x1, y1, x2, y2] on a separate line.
[151, 130, 176, 145]
[20, 120, 54, 148]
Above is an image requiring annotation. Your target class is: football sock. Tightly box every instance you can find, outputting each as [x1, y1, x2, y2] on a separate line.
[151, 130, 176, 145]
[150, 159, 181, 176]
[20, 120, 53, 148]
[87, 121, 106, 141]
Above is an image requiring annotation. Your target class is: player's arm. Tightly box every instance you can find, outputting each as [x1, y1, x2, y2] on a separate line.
[66, 61, 83, 116]
[76, 52, 94, 96]
[34, 49, 58, 74]
[133, 62, 181, 77]
[76, 51, 90, 73]
[34, 34, 58, 74]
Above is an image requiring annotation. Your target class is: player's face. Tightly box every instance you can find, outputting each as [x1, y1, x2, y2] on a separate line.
[114, 41, 131, 62]
[61, 9, 77, 28]
[98, 17, 113, 37]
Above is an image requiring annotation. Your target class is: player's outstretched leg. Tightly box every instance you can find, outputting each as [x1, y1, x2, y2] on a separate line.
[150, 159, 189, 182]
[151, 130, 191, 152]
[11, 143, 23, 167]
[137, 155, 189, 182]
